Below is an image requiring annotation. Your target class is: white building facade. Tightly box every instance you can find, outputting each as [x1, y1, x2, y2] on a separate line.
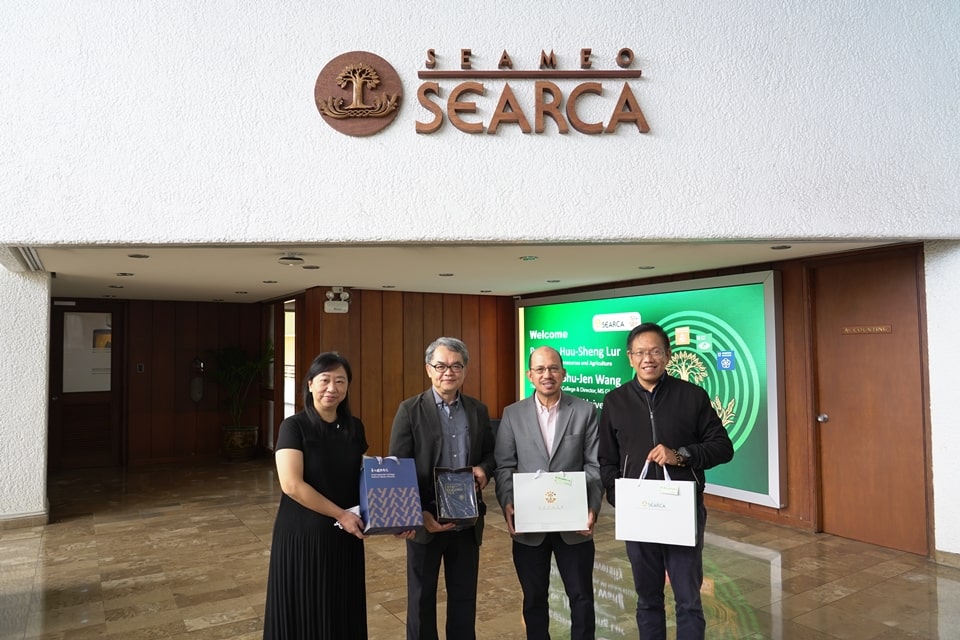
[2, 1, 959, 557]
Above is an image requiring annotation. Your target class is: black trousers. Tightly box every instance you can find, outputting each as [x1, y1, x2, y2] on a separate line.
[405, 528, 479, 640]
[512, 534, 596, 640]
[625, 502, 708, 640]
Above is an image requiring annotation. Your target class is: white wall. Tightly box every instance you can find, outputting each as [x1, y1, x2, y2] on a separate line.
[0, 265, 49, 522]
[924, 242, 960, 555]
[1, 1, 958, 246]
[1, 1, 960, 552]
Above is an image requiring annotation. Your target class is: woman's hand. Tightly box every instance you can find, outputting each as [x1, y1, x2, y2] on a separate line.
[336, 509, 367, 539]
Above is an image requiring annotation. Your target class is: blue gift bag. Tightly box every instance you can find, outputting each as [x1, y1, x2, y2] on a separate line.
[359, 456, 424, 534]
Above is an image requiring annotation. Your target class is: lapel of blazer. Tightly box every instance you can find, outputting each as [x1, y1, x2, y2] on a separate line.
[521, 395, 552, 465]
[418, 390, 444, 466]
[549, 393, 574, 462]
[462, 395, 479, 465]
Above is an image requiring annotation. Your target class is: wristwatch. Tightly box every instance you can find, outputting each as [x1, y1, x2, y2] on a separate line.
[674, 446, 692, 466]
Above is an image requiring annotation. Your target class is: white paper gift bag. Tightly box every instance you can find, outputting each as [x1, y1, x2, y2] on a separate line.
[513, 470, 589, 533]
[614, 461, 697, 546]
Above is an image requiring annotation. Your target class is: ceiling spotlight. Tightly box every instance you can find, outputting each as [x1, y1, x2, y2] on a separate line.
[339, 290, 350, 302]
[325, 290, 336, 301]
[278, 253, 304, 266]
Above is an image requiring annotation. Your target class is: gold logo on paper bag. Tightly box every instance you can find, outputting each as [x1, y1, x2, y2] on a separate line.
[316, 51, 402, 136]
[544, 491, 557, 504]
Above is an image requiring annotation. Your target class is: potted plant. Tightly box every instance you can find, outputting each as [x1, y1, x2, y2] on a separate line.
[208, 344, 273, 461]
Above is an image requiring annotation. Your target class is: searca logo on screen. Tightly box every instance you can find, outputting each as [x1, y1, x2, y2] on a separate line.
[315, 48, 649, 137]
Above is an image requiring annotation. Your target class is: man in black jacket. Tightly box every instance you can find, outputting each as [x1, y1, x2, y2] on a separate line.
[599, 322, 733, 640]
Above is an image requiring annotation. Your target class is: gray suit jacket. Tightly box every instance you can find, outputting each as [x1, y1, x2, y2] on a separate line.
[494, 393, 602, 546]
[389, 389, 496, 546]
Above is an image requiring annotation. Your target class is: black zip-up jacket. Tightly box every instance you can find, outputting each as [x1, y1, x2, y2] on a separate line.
[598, 374, 733, 507]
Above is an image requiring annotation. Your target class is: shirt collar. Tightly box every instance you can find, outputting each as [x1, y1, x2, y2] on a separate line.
[534, 392, 562, 413]
[431, 388, 460, 407]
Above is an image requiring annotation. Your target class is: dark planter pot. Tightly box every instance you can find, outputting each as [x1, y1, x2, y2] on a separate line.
[223, 425, 259, 461]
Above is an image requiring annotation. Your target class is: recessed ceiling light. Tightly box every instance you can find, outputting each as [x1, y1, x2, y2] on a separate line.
[234, 291, 248, 295]
[108, 285, 124, 289]
[302, 264, 320, 270]
[438, 273, 454, 277]
[262, 280, 277, 284]
[382, 285, 396, 289]
[546, 279, 560, 283]
[103, 294, 116, 298]
[770, 245, 792, 250]
[637, 265, 655, 270]
[278, 253, 304, 266]
[212, 298, 224, 302]
[116, 272, 134, 277]
[480, 289, 492, 293]
[127, 253, 150, 259]
[519, 255, 538, 261]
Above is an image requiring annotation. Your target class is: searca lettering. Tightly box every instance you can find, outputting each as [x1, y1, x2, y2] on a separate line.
[415, 48, 649, 135]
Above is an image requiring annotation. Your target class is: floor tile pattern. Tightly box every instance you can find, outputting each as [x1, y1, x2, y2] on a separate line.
[1, 460, 958, 639]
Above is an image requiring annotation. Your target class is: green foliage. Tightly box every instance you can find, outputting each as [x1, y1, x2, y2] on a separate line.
[207, 344, 274, 426]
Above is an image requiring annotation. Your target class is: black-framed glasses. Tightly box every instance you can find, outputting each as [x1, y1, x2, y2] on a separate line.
[530, 365, 563, 375]
[628, 348, 667, 360]
[428, 362, 464, 373]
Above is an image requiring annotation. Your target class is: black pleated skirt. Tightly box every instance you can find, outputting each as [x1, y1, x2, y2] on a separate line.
[263, 498, 367, 640]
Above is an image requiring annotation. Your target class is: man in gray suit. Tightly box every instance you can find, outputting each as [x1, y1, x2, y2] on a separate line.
[494, 346, 602, 640]
[389, 337, 496, 640]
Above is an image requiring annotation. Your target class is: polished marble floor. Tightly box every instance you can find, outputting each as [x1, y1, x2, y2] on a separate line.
[2, 458, 959, 639]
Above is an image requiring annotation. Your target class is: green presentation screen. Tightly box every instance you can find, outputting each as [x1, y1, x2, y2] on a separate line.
[517, 271, 784, 508]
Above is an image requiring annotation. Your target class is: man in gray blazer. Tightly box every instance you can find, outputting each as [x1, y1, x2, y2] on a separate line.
[494, 346, 602, 640]
[389, 337, 496, 640]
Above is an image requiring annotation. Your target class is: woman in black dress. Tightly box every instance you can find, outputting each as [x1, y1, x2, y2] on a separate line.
[263, 352, 368, 639]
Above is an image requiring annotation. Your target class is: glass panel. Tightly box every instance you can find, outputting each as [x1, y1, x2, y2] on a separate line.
[63, 312, 112, 392]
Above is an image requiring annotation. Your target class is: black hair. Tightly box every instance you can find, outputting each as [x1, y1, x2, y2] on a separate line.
[625, 322, 671, 352]
[302, 351, 354, 427]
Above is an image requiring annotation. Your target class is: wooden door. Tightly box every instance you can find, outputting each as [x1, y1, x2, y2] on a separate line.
[812, 251, 928, 554]
[49, 300, 124, 469]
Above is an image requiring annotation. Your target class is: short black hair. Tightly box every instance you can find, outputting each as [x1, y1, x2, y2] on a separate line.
[626, 322, 670, 352]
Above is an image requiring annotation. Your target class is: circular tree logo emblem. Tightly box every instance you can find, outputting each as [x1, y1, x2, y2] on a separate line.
[315, 51, 402, 136]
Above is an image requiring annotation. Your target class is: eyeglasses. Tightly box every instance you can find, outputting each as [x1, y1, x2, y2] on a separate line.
[530, 365, 563, 375]
[628, 348, 667, 360]
[428, 362, 464, 373]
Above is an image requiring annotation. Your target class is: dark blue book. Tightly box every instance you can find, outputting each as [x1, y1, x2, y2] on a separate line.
[435, 466, 479, 526]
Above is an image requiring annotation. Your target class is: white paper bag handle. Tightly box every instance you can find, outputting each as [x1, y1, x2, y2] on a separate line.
[366, 455, 399, 463]
[532, 469, 565, 479]
[637, 460, 672, 483]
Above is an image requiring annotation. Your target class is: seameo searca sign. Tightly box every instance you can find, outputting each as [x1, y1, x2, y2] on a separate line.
[316, 48, 648, 137]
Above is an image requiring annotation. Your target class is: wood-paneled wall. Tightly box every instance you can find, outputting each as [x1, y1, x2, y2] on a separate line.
[126, 301, 262, 464]
[298, 288, 516, 456]
[124, 292, 515, 464]
[119, 244, 924, 535]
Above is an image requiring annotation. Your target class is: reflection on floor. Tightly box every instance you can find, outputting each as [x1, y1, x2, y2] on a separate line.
[1, 459, 959, 639]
